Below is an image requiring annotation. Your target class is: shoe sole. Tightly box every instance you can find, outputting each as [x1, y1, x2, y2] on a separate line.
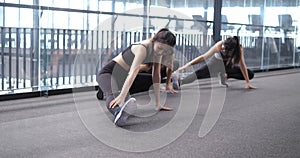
[114, 98, 136, 125]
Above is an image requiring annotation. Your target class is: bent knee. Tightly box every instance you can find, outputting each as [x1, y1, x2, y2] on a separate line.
[248, 71, 254, 80]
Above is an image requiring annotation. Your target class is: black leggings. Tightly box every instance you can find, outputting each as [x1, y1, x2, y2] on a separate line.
[141, 60, 180, 83]
[181, 57, 254, 85]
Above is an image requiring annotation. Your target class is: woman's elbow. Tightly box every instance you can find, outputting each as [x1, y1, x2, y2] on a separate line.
[248, 70, 255, 80]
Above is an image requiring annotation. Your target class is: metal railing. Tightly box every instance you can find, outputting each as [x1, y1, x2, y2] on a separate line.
[0, 27, 210, 95]
[1, 24, 299, 96]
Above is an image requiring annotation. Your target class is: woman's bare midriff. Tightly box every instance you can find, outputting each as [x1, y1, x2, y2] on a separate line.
[112, 54, 130, 71]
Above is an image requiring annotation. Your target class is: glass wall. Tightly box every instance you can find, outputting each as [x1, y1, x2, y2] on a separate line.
[0, 0, 299, 96]
[221, 0, 300, 69]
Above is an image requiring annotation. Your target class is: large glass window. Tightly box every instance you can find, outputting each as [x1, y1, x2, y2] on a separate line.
[4, 7, 19, 27]
[0, 6, 3, 26]
[1, 0, 300, 95]
[187, 0, 201, 8]
[20, 0, 32, 5]
[221, 0, 299, 70]
[173, 0, 185, 8]
[20, 8, 33, 27]
[5, 0, 19, 3]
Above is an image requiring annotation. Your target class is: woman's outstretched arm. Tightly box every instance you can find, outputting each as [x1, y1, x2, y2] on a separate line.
[178, 41, 222, 72]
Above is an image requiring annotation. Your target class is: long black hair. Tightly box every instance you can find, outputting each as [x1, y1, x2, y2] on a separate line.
[223, 36, 241, 65]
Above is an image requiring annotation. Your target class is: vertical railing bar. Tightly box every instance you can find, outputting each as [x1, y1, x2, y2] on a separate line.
[62, 29, 66, 85]
[106, 30, 109, 62]
[134, 31, 137, 43]
[96, 29, 99, 72]
[16, 28, 20, 89]
[181, 34, 185, 65]
[116, 31, 119, 57]
[80, 30, 85, 84]
[74, 30, 78, 84]
[30, 28, 34, 88]
[23, 28, 27, 88]
[85, 30, 89, 83]
[1, 27, 5, 90]
[91, 30, 94, 83]
[124, 32, 132, 47]
[43, 28, 47, 87]
[100, 30, 104, 72]
[8, 28, 12, 90]
[96, 29, 99, 80]
[68, 30, 72, 84]
[49, 28, 55, 87]
[56, 29, 60, 86]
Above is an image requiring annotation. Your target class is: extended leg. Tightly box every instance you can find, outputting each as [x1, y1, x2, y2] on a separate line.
[129, 73, 154, 94]
[225, 65, 254, 80]
[181, 58, 224, 85]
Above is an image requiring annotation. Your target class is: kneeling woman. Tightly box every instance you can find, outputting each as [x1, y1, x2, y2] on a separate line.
[97, 28, 176, 127]
[178, 36, 256, 89]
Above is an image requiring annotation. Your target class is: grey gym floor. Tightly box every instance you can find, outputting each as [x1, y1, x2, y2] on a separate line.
[0, 68, 299, 158]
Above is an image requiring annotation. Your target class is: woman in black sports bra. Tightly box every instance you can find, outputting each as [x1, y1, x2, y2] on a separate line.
[178, 36, 256, 89]
[97, 28, 176, 126]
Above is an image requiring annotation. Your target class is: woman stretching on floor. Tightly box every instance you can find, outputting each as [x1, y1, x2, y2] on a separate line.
[178, 36, 256, 89]
[97, 28, 176, 127]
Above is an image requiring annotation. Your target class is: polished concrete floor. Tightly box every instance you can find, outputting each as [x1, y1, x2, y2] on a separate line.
[0, 68, 299, 158]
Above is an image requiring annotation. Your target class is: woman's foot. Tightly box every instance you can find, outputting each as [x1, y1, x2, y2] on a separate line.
[218, 72, 228, 87]
[114, 98, 136, 127]
[172, 72, 181, 90]
[155, 106, 173, 111]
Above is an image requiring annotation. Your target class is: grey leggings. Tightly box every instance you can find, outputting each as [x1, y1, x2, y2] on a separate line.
[97, 63, 155, 115]
[97, 60, 179, 114]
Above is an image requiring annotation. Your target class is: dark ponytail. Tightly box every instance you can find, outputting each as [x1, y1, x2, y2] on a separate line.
[232, 36, 241, 64]
[151, 28, 176, 47]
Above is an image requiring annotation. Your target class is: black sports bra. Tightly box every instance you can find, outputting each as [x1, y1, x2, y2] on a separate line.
[121, 43, 153, 66]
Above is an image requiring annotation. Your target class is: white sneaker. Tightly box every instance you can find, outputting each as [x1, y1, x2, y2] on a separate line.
[114, 98, 136, 126]
[218, 72, 228, 87]
[172, 71, 180, 90]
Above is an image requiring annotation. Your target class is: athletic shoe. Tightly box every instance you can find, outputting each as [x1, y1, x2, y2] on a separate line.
[172, 72, 181, 90]
[114, 97, 136, 127]
[218, 72, 228, 87]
